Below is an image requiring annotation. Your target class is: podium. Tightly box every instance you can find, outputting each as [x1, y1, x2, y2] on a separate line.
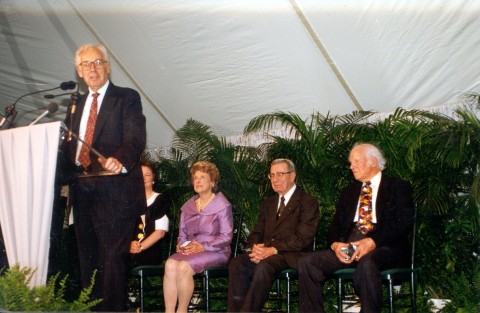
[0, 121, 61, 286]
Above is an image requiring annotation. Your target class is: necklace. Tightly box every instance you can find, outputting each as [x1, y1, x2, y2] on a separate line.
[146, 191, 155, 200]
[196, 193, 215, 212]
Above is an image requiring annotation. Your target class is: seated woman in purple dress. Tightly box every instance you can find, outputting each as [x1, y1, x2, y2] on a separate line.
[163, 161, 233, 313]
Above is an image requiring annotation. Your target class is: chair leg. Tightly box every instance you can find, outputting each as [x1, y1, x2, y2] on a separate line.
[337, 278, 343, 313]
[274, 279, 282, 311]
[410, 273, 417, 313]
[139, 272, 144, 313]
[387, 278, 394, 313]
[286, 276, 291, 313]
[203, 275, 210, 312]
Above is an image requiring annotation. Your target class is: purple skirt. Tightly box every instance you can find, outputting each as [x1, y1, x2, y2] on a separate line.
[168, 251, 230, 273]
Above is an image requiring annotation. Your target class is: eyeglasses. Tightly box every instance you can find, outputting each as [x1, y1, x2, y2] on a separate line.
[78, 59, 108, 71]
[268, 171, 293, 179]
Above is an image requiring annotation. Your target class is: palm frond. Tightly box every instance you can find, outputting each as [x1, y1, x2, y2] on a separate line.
[171, 118, 221, 162]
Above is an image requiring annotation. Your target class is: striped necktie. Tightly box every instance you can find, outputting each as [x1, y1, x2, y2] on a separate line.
[277, 196, 286, 219]
[78, 92, 99, 168]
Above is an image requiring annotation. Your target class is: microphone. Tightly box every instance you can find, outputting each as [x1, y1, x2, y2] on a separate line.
[0, 105, 16, 127]
[67, 91, 80, 141]
[1, 81, 78, 129]
[29, 102, 59, 126]
[12, 81, 77, 106]
[60, 81, 77, 91]
[44, 92, 75, 99]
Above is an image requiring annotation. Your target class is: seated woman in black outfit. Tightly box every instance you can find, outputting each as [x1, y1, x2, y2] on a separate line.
[130, 161, 170, 267]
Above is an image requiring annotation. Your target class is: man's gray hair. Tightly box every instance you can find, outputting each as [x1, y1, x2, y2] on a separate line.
[75, 43, 110, 66]
[271, 158, 296, 172]
[353, 142, 387, 170]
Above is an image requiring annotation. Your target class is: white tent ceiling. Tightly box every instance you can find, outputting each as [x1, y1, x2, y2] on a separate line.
[1, 0, 479, 148]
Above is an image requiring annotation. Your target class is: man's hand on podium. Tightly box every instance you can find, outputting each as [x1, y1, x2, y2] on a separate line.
[98, 157, 123, 174]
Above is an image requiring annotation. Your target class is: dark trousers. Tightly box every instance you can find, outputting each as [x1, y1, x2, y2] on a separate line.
[47, 184, 67, 279]
[298, 247, 403, 313]
[0, 223, 7, 270]
[74, 192, 136, 312]
[228, 253, 289, 312]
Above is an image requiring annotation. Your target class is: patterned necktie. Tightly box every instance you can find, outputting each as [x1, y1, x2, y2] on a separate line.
[356, 181, 374, 234]
[78, 92, 99, 168]
[277, 196, 286, 219]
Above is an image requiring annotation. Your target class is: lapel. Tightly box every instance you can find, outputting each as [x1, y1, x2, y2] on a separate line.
[274, 188, 300, 225]
[346, 181, 362, 218]
[72, 94, 87, 137]
[93, 84, 116, 143]
[375, 175, 389, 221]
[72, 84, 116, 147]
[261, 195, 279, 237]
[268, 195, 279, 225]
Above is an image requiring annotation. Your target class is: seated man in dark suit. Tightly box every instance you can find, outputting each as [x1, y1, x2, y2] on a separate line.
[298, 142, 414, 313]
[228, 158, 320, 312]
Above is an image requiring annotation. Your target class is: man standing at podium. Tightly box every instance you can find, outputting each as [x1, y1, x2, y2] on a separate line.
[60, 43, 146, 311]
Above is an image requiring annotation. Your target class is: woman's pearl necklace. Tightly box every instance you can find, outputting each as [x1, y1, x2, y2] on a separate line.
[196, 193, 215, 212]
[146, 191, 155, 200]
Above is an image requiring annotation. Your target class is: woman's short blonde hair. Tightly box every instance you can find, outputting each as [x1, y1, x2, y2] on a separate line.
[190, 161, 220, 192]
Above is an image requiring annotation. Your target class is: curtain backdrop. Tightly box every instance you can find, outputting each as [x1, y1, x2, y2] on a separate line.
[0, 121, 60, 286]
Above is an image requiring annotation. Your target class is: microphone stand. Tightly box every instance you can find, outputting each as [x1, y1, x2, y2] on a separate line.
[60, 122, 107, 161]
[1, 81, 77, 130]
[0, 105, 17, 129]
[43, 92, 75, 99]
[60, 122, 127, 178]
[68, 86, 80, 141]
[59, 123, 121, 178]
[1, 86, 63, 129]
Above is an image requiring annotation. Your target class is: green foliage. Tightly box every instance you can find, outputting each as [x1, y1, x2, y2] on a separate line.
[128, 275, 163, 312]
[146, 118, 265, 229]
[0, 264, 100, 311]
[437, 266, 480, 312]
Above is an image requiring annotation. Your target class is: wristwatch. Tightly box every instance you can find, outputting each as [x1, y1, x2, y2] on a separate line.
[273, 247, 278, 254]
[140, 244, 144, 252]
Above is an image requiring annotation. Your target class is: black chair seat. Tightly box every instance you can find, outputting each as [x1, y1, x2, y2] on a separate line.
[278, 268, 298, 279]
[272, 268, 299, 313]
[131, 264, 166, 312]
[332, 206, 419, 313]
[381, 267, 418, 278]
[198, 265, 229, 279]
[195, 211, 245, 312]
[269, 236, 316, 313]
[333, 266, 419, 313]
[131, 220, 177, 312]
[332, 266, 418, 280]
[332, 268, 354, 278]
[192, 265, 230, 312]
[131, 210, 244, 312]
[132, 264, 165, 277]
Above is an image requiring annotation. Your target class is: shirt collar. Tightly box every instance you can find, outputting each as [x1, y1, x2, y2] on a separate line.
[281, 184, 297, 204]
[368, 171, 382, 188]
[88, 80, 110, 97]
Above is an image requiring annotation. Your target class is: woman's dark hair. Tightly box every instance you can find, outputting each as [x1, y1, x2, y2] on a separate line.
[141, 160, 156, 180]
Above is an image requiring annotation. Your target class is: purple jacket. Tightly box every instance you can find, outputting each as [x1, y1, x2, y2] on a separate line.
[178, 192, 233, 256]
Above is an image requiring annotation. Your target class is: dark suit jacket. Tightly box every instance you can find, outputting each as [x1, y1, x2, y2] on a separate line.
[328, 174, 414, 259]
[60, 82, 147, 219]
[246, 187, 320, 268]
